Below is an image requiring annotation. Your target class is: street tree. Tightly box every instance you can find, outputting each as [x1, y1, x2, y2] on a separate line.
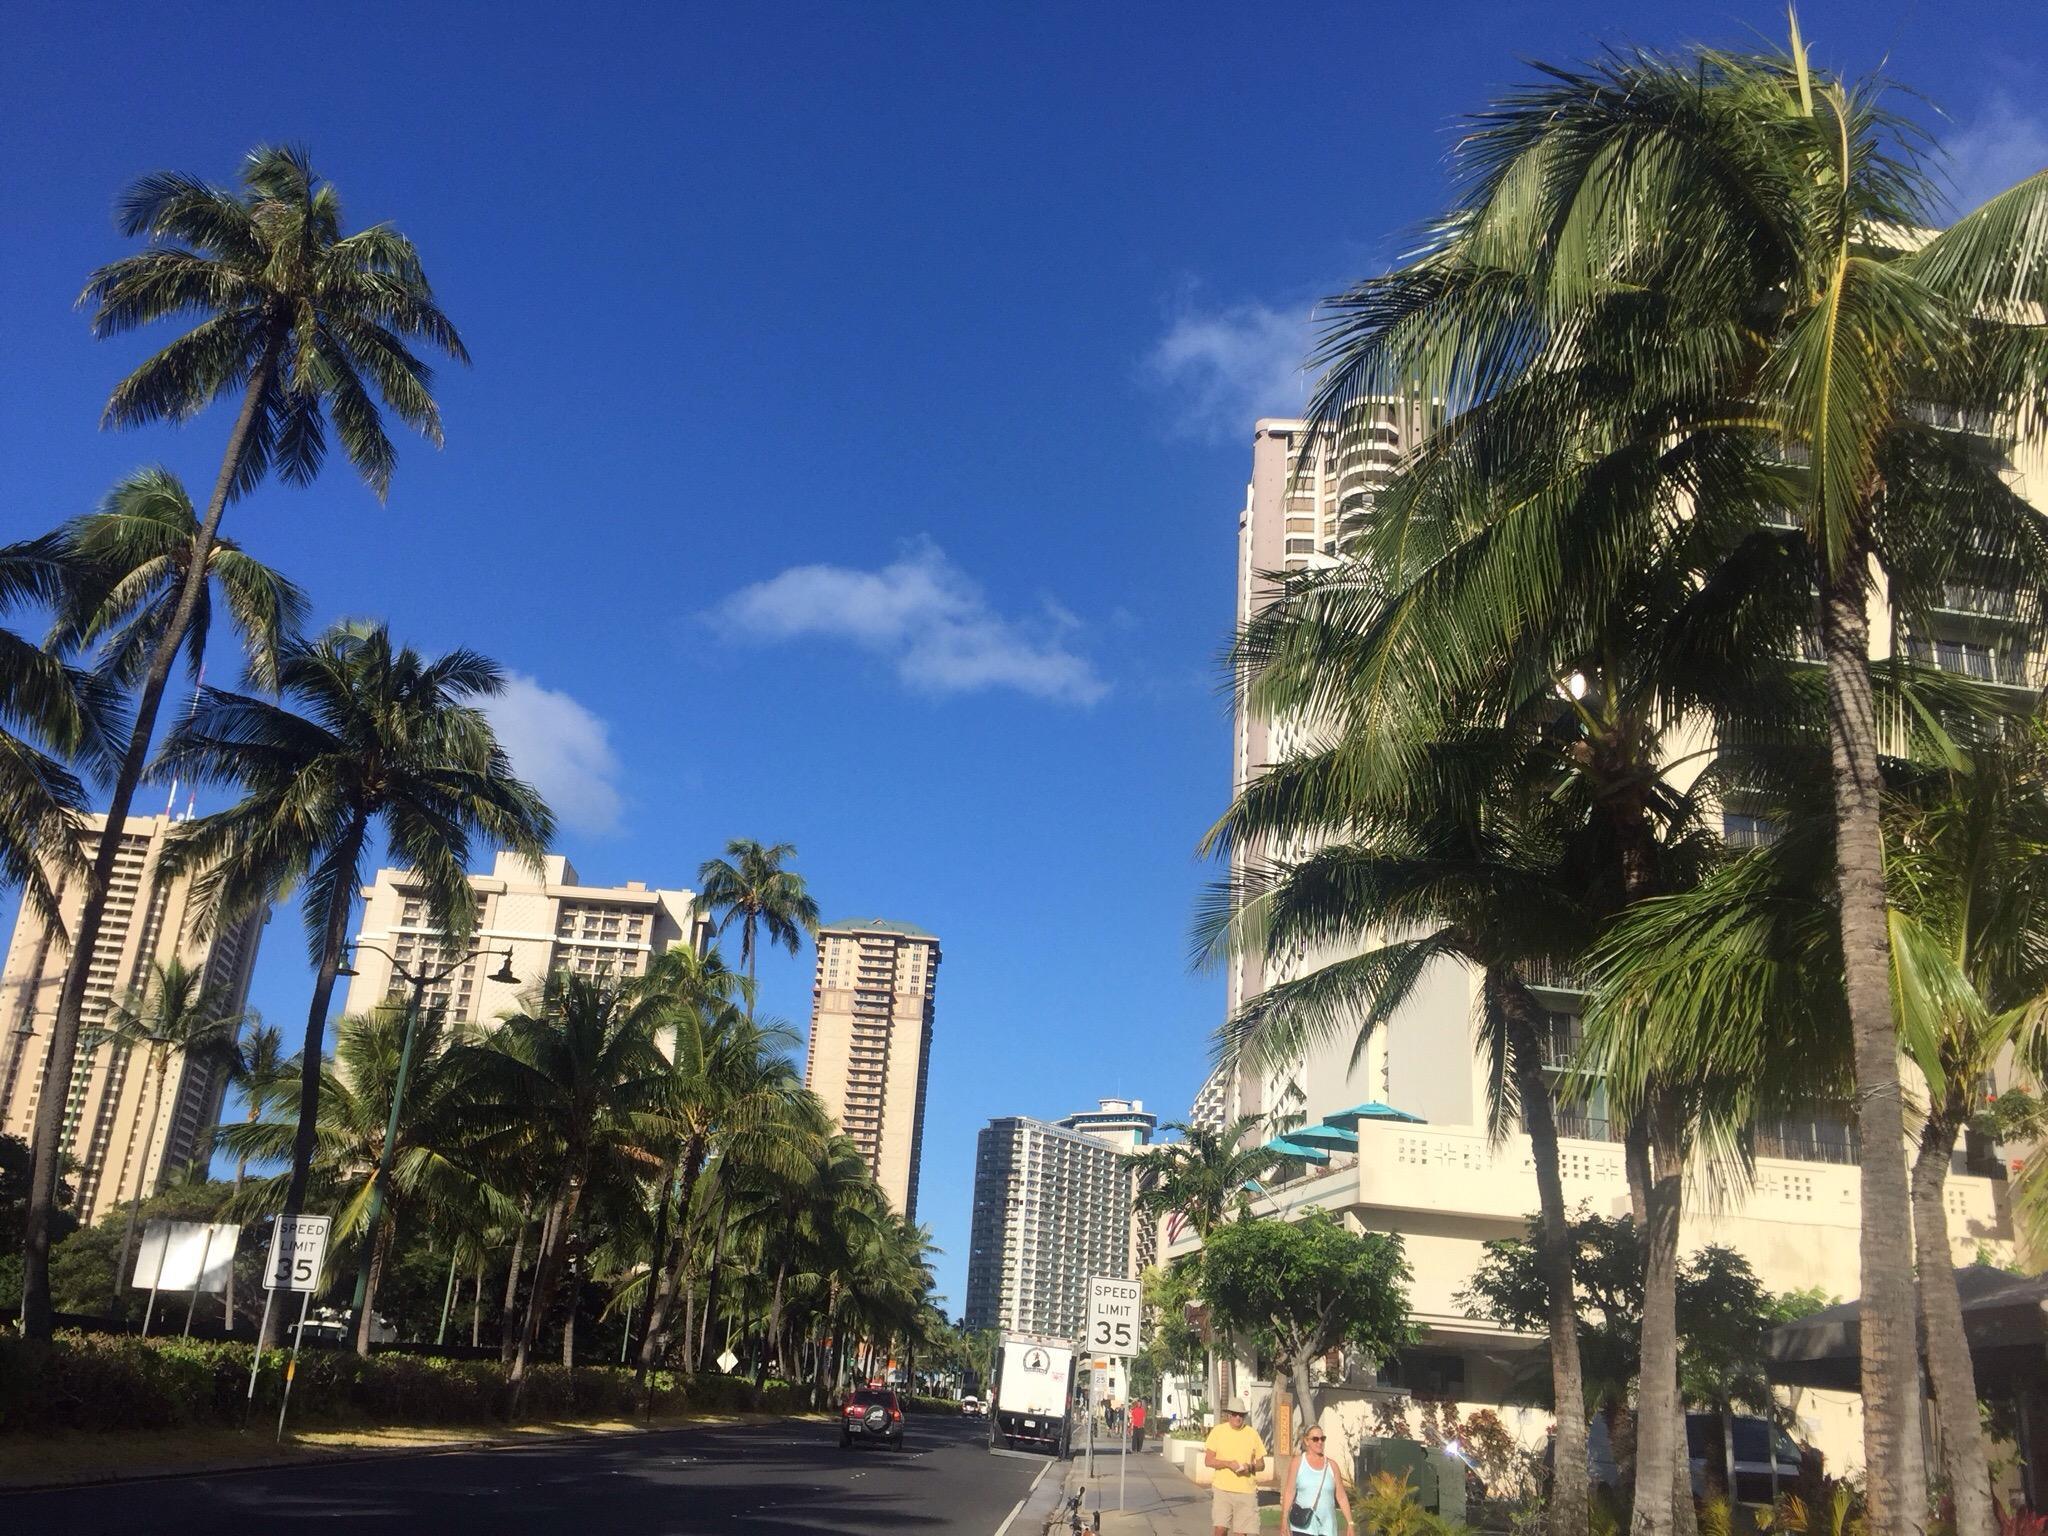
[1201, 1210, 1412, 1460]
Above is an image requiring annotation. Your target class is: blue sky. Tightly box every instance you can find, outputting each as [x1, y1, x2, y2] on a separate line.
[5, 0, 2044, 1313]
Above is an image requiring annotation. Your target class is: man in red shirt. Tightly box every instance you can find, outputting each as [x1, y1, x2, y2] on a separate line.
[1129, 1398, 1148, 1451]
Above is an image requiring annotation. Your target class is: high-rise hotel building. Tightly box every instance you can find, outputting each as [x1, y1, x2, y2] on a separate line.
[802, 918, 940, 1219]
[339, 851, 709, 1023]
[0, 814, 267, 1224]
[963, 1099, 1153, 1338]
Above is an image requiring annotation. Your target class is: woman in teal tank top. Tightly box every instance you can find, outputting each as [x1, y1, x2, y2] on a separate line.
[1284, 1426, 1352, 1536]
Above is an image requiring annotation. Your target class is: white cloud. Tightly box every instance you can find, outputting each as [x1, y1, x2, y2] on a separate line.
[708, 539, 1108, 706]
[483, 673, 625, 836]
[1145, 297, 1315, 440]
[1944, 91, 2048, 215]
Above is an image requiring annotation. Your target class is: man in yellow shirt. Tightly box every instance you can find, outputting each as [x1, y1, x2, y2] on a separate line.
[1204, 1398, 1267, 1536]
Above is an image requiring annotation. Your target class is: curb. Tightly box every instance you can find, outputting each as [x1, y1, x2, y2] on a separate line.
[0, 1411, 821, 1496]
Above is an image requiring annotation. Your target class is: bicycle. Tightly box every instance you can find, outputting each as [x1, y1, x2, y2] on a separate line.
[1062, 1491, 1101, 1534]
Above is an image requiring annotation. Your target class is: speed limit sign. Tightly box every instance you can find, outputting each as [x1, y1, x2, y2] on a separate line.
[1083, 1276, 1142, 1357]
[263, 1214, 330, 1293]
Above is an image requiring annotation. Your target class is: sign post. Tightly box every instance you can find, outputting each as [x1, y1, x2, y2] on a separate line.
[250, 1214, 330, 1443]
[1084, 1277, 1142, 1511]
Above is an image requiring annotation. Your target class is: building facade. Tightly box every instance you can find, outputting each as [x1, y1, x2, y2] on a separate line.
[1056, 1097, 1157, 1273]
[339, 851, 708, 1023]
[964, 1107, 1138, 1338]
[0, 814, 267, 1225]
[803, 918, 940, 1219]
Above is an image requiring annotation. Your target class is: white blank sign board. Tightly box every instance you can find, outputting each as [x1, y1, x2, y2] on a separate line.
[131, 1220, 240, 1292]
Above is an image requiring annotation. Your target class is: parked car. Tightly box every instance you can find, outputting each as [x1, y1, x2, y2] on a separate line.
[840, 1386, 906, 1450]
[961, 1396, 982, 1417]
[1575, 1413, 1807, 1504]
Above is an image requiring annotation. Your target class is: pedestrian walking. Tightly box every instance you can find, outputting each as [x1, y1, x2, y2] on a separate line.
[1283, 1424, 1350, 1536]
[1203, 1397, 1267, 1536]
[1130, 1397, 1147, 1451]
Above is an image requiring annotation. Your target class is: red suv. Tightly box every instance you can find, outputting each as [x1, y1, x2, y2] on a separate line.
[839, 1386, 906, 1450]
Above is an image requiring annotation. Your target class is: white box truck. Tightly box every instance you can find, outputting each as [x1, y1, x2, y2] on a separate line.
[988, 1330, 1076, 1457]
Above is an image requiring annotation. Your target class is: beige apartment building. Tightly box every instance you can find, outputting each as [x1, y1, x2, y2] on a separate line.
[340, 851, 708, 1022]
[803, 918, 940, 1219]
[1189, 409, 2045, 1475]
[0, 814, 267, 1226]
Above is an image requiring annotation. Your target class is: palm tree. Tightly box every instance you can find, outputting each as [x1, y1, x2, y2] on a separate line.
[0, 535, 116, 923]
[1296, 35, 2048, 1529]
[90, 958, 244, 1292]
[219, 1003, 508, 1352]
[1593, 729, 2048, 1536]
[1129, 1117, 1278, 1243]
[154, 622, 552, 1241]
[463, 973, 670, 1396]
[49, 467, 306, 697]
[1199, 729, 1611, 1536]
[220, 1018, 286, 1330]
[696, 840, 821, 1003]
[634, 986, 816, 1387]
[21, 148, 469, 1340]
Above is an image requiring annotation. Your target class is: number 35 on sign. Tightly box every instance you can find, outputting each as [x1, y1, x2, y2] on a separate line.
[1084, 1276, 1142, 1357]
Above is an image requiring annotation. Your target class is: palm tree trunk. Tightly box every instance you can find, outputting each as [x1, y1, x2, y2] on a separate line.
[1499, 978, 1590, 1536]
[697, 1191, 731, 1371]
[514, 1180, 583, 1400]
[500, 1202, 532, 1366]
[283, 819, 367, 1222]
[638, 1135, 707, 1382]
[561, 1275, 577, 1369]
[116, 1044, 170, 1293]
[636, 1155, 682, 1387]
[355, 1213, 395, 1356]
[20, 344, 279, 1340]
[472, 1257, 484, 1348]
[1630, 1097, 1686, 1536]
[757, 1253, 789, 1388]
[1915, 1112, 1993, 1536]
[1821, 554, 1926, 1536]
[225, 1138, 253, 1331]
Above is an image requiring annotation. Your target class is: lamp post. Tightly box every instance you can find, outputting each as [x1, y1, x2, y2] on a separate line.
[341, 940, 517, 1334]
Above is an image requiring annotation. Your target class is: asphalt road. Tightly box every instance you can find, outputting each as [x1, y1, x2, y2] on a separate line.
[5, 1415, 1055, 1536]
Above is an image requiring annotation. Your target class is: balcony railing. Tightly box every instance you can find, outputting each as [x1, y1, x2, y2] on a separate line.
[1753, 1117, 1859, 1165]
[1935, 583, 2024, 620]
[1903, 637, 2042, 688]
[1520, 956, 1588, 993]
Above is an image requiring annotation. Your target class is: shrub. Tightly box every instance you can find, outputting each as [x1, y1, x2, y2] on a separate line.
[0, 1333, 804, 1437]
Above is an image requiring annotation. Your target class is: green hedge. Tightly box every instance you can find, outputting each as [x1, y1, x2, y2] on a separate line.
[0, 1334, 808, 1436]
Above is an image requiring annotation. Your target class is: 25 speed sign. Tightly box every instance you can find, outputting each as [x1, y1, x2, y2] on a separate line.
[1083, 1276, 1143, 1357]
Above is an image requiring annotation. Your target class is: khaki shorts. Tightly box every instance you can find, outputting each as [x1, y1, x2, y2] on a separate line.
[1211, 1487, 1260, 1534]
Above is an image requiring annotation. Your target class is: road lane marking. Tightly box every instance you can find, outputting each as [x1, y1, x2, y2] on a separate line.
[993, 1456, 1054, 1536]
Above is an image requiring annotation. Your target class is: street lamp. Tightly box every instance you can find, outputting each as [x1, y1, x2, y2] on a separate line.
[345, 940, 518, 1331]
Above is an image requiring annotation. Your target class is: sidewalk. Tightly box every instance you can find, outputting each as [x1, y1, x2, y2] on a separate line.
[1064, 1441, 1220, 1536]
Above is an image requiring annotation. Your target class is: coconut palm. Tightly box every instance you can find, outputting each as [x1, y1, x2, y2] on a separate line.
[634, 987, 816, 1386]
[49, 468, 306, 698]
[1129, 1117, 1279, 1243]
[21, 148, 469, 1341]
[1200, 726, 1619, 1536]
[1293, 35, 2048, 1531]
[220, 1018, 286, 1329]
[90, 957, 244, 1292]
[219, 1003, 508, 1352]
[696, 840, 821, 1003]
[1592, 728, 2048, 1536]
[0, 535, 118, 923]
[153, 622, 553, 1237]
[463, 973, 671, 1395]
